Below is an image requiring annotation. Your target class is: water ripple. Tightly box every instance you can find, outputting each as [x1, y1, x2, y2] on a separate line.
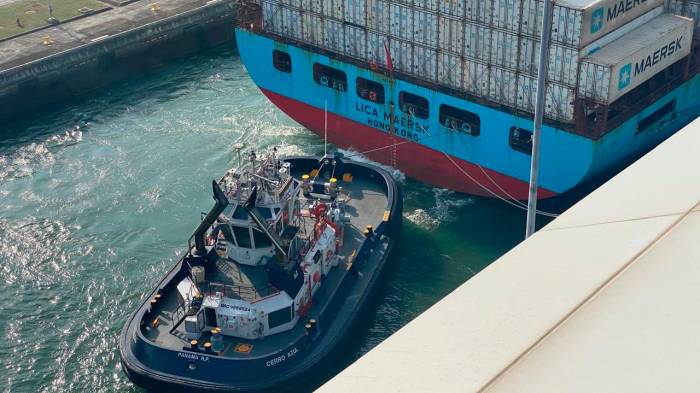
[0, 128, 83, 183]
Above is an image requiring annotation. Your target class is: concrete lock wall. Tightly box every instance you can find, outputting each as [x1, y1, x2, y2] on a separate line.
[0, 0, 237, 123]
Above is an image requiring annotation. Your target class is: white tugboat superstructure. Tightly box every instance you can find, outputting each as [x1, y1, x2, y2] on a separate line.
[120, 149, 401, 393]
[177, 150, 347, 341]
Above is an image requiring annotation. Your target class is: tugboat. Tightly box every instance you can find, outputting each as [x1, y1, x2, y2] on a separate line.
[119, 149, 401, 392]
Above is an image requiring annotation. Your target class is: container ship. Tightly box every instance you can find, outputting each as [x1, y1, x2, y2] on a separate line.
[235, 0, 700, 199]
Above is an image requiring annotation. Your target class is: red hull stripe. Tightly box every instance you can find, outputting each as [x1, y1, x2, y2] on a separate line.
[260, 88, 557, 200]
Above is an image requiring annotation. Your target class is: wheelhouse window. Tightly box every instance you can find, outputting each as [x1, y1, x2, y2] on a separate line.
[399, 91, 429, 119]
[312, 250, 322, 264]
[313, 63, 347, 92]
[232, 206, 272, 220]
[439, 105, 480, 136]
[222, 205, 235, 217]
[509, 127, 532, 154]
[273, 50, 292, 73]
[232, 226, 252, 248]
[252, 228, 272, 249]
[232, 206, 248, 220]
[356, 78, 385, 104]
[256, 207, 273, 220]
[219, 224, 235, 243]
[268, 306, 293, 329]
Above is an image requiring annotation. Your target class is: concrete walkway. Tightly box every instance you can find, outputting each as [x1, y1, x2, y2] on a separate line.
[0, 0, 223, 72]
[318, 117, 700, 392]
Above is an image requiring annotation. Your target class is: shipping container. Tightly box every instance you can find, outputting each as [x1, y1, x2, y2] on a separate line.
[518, 0, 665, 48]
[414, 10, 438, 47]
[464, 59, 490, 96]
[302, 12, 324, 46]
[518, 35, 539, 76]
[390, 3, 414, 41]
[414, 0, 438, 11]
[492, 0, 522, 31]
[578, 6, 664, 55]
[367, 0, 391, 33]
[546, 82, 575, 122]
[413, 45, 438, 80]
[301, 0, 323, 14]
[323, 18, 345, 53]
[557, 0, 665, 48]
[516, 74, 538, 113]
[345, 24, 367, 59]
[515, 75, 575, 122]
[518, 37, 578, 86]
[520, 0, 543, 37]
[322, 0, 344, 20]
[367, 31, 390, 66]
[549, 4, 582, 47]
[490, 29, 519, 70]
[669, 0, 700, 33]
[547, 44, 578, 86]
[344, 0, 366, 26]
[518, 7, 664, 85]
[489, 67, 517, 107]
[438, 15, 464, 54]
[438, 0, 465, 18]
[262, 1, 283, 34]
[437, 51, 463, 89]
[465, 0, 492, 24]
[281, 6, 303, 41]
[281, 0, 302, 10]
[390, 38, 414, 73]
[578, 14, 694, 104]
[464, 23, 491, 60]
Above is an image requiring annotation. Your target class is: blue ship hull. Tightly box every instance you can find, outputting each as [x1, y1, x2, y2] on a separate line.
[235, 29, 700, 199]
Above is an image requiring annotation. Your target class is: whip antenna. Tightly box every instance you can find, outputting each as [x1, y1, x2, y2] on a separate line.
[324, 99, 328, 156]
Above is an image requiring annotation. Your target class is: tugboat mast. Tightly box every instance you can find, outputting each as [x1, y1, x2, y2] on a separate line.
[525, 0, 553, 239]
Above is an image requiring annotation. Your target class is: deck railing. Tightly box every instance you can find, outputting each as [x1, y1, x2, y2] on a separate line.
[201, 281, 279, 301]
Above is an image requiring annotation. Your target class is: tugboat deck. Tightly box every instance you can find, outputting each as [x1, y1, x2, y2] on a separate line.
[204, 260, 272, 302]
[140, 176, 389, 359]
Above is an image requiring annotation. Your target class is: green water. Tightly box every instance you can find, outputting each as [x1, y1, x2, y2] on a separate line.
[0, 47, 531, 392]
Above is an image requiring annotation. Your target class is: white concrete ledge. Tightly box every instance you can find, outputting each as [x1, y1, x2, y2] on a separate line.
[318, 118, 700, 393]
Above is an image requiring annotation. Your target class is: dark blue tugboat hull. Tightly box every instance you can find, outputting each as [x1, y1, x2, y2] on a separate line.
[119, 158, 402, 392]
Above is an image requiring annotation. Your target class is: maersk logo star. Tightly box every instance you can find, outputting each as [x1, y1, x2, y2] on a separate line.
[591, 8, 604, 34]
[618, 64, 632, 90]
